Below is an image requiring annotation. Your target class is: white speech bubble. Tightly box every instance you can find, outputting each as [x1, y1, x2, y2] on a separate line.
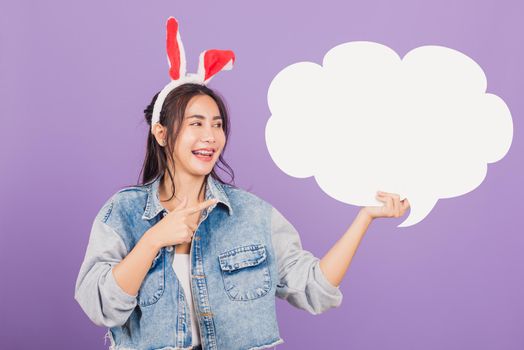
[265, 42, 513, 227]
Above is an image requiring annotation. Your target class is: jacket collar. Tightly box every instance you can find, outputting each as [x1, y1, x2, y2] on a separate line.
[142, 175, 233, 220]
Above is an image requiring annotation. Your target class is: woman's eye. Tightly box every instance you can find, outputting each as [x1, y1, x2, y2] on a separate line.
[189, 122, 222, 128]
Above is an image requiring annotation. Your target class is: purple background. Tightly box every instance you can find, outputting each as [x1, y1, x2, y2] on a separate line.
[1, 1, 522, 349]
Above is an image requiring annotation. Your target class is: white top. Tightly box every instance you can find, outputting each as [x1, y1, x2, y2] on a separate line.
[172, 253, 201, 346]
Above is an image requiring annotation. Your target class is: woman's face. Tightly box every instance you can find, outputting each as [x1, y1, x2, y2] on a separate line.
[172, 94, 226, 178]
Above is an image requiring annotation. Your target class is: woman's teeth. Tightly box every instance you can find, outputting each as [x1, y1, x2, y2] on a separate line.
[192, 150, 214, 157]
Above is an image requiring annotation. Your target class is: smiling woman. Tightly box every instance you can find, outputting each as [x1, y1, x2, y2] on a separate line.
[73, 16, 406, 350]
[186, 112, 224, 162]
[143, 84, 234, 206]
[74, 79, 346, 350]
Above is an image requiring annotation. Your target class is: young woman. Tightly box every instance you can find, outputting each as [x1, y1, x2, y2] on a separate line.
[75, 17, 410, 350]
[75, 83, 410, 350]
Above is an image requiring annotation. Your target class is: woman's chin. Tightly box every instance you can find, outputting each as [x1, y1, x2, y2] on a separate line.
[189, 160, 217, 175]
[186, 152, 221, 174]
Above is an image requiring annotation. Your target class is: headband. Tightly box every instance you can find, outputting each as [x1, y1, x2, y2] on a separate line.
[151, 17, 236, 133]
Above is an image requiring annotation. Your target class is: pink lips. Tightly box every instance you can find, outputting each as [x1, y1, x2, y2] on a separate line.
[193, 153, 214, 162]
[192, 148, 215, 162]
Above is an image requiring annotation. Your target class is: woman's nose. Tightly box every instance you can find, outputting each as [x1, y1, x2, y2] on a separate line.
[201, 136, 215, 143]
[200, 128, 216, 143]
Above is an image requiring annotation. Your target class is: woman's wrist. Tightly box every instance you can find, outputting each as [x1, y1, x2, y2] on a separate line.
[358, 207, 375, 222]
[141, 227, 164, 253]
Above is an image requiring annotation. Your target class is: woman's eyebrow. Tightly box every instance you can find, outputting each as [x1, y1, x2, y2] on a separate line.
[185, 114, 222, 120]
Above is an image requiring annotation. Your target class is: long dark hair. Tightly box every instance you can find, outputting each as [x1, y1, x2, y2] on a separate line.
[136, 83, 236, 201]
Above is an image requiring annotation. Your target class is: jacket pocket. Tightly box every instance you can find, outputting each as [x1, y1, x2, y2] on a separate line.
[218, 243, 271, 301]
[137, 247, 166, 307]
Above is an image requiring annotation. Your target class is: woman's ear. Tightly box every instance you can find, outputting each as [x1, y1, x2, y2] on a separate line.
[152, 123, 167, 146]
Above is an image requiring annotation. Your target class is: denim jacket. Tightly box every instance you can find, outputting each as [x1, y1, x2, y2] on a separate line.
[74, 175, 343, 350]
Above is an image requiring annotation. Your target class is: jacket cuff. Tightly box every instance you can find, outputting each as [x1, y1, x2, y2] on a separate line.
[313, 260, 343, 300]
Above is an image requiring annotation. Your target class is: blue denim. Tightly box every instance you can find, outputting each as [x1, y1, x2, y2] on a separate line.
[75, 175, 343, 350]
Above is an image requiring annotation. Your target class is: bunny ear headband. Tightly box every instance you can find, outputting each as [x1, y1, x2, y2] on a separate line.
[151, 17, 235, 133]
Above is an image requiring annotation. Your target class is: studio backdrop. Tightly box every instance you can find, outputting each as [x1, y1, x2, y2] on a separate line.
[0, 1, 522, 349]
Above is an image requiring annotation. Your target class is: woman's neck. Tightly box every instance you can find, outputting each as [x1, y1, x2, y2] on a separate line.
[159, 171, 207, 208]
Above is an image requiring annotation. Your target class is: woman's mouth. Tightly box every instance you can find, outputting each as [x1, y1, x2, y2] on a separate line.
[192, 149, 215, 162]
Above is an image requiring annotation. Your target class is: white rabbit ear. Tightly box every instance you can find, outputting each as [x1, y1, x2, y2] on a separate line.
[197, 49, 235, 83]
[166, 17, 186, 80]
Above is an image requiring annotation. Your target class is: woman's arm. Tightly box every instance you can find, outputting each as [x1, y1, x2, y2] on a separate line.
[75, 196, 214, 327]
[112, 196, 217, 296]
[271, 207, 343, 315]
[111, 231, 162, 296]
[74, 219, 140, 327]
[319, 209, 372, 287]
[319, 191, 410, 287]
[272, 191, 409, 314]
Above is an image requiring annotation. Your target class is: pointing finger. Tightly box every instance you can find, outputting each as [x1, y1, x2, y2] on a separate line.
[185, 198, 219, 214]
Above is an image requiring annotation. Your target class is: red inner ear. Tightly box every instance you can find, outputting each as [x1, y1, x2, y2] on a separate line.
[204, 50, 235, 81]
[166, 18, 181, 80]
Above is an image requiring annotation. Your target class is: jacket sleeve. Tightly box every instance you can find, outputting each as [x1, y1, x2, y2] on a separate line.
[271, 207, 343, 315]
[74, 217, 138, 327]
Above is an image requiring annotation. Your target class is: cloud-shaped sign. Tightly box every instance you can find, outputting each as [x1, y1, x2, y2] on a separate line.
[265, 42, 513, 227]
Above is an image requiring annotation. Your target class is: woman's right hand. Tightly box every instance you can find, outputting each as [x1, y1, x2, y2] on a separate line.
[147, 196, 219, 249]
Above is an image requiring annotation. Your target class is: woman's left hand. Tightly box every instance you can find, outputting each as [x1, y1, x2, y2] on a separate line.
[361, 191, 410, 220]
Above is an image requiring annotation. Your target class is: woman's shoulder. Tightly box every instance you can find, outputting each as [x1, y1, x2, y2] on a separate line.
[95, 183, 150, 224]
[220, 183, 275, 211]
